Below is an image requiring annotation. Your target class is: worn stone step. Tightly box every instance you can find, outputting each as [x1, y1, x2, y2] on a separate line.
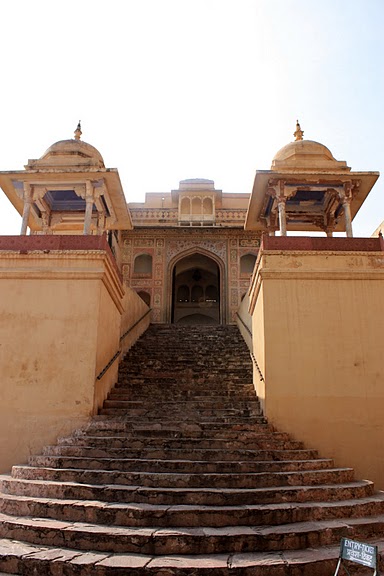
[104, 398, 261, 409]
[0, 476, 375, 506]
[101, 404, 262, 417]
[73, 427, 276, 441]
[11, 465, 355, 489]
[1, 492, 384, 529]
[115, 386, 255, 396]
[42, 445, 321, 462]
[28, 455, 334, 475]
[1, 512, 384, 554]
[99, 408, 263, 419]
[56, 434, 303, 451]
[106, 394, 260, 406]
[0, 538, 373, 576]
[83, 418, 270, 433]
[55, 433, 302, 453]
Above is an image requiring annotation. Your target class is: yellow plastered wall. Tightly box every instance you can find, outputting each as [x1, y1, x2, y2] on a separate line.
[0, 251, 123, 472]
[250, 251, 384, 489]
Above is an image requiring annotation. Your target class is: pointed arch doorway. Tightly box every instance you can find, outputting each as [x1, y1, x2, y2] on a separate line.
[170, 252, 222, 325]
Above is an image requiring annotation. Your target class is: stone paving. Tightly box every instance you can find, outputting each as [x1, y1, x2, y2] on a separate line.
[0, 324, 383, 574]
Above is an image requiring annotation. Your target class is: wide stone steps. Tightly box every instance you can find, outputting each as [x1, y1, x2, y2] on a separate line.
[10, 465, 356, 489]
[101, 403, 262, 416]
[54, 434, 305, 451]
[79, 419, 270, 433]
[99, 408, 263, 419]
[1, 512, 384, 555]
[42, 445, 321, 462]
[27, 455, 335, 474]
[1, 538, 384, 576]
[1, 492, 384, 529]
[0, 323, 383, 575]
[103, 398, 261, 408]
[113, 387, 257, 398]
[0, 477, 376, 506]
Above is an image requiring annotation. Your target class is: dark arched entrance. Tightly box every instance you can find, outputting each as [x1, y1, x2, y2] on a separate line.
[171, 253, 220, 325]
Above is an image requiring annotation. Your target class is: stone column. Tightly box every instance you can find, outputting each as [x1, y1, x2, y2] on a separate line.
[20, 183, 33, 235]
[83, 181, 94, 235]
[339, 183, 353, 238]
[97, 213, 106, 236]
[276, 196, 287, 236]
[342, 196, 353, 238]
[266, 216, 276, 236]
[323, 215, 335, 237]
[41, 211, 50, 234]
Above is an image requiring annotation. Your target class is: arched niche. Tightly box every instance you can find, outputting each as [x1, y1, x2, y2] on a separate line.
[192, 197, 202, 215]
[203, 197, 213, 215]
[180, 197, 191, 215]
[240, 253, 257, 275]
[133, 253, 153, 276]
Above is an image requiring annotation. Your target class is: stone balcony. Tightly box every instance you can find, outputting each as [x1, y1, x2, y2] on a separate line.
[130, 208, 247, 228]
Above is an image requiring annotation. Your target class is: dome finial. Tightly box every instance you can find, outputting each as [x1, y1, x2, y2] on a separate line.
[294, 120, 304, 141]
[74, 121, 82, 141]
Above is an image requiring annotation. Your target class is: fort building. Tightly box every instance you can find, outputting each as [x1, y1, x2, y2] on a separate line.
[0, 123, 384, 574]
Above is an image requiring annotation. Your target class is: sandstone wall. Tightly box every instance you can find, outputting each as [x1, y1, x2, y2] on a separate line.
[249, 237, 384, 488]
[0, 236, 149, 473]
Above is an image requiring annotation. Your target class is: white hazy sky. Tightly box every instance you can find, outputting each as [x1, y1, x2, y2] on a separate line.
[0, 0, 383, 236]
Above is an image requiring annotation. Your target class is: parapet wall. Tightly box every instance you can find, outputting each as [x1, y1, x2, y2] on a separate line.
[249, 236, 384, 489]
[0, 236, 148, 472]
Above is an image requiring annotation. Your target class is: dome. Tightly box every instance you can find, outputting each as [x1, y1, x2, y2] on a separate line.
[26, 124, 105, 170]
[38, 139, 105, 168]
[271, 139, 349, 172]
[273, 140, 334, 163]
[270, 123, 349, 172]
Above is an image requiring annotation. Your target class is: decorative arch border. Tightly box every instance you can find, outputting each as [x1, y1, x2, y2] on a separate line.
[166, 246, 226, 324]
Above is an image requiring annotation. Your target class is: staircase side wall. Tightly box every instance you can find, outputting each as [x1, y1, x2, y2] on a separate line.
[0, 249, 123, 472]
[249, 249, 384, 489]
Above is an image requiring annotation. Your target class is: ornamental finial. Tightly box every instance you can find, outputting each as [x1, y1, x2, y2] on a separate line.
[293, 120, 304, 141]
[74, 121, 82, 141]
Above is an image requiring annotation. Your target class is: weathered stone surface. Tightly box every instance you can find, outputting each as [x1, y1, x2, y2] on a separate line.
[0, 325, 383, 574]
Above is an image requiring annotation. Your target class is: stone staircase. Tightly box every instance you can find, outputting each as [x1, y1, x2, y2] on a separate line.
[0, 323, 383, 575]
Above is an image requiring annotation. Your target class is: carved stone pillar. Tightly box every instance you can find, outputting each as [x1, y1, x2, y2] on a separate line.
[266, 216, 276, 236]
[97, 213, 106, 236]
[20, 183, 33, 235]
[323, 215, 336, 238]
[83, 181, 94, 235]
[276, 196, 287, 236]
[267, 181, 287, 236]
[339, 183, 353, 238]
[41, 211, 51, 234]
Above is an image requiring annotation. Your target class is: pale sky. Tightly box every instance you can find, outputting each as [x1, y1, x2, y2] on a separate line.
[0, 0, 383, 236]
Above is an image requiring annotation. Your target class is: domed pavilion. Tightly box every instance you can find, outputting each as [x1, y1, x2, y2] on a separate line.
[0, 123, 132, 235]
[245, 121, 379, 236]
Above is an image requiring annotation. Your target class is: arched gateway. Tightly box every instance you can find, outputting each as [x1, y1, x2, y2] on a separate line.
[168, 250, 224, 325]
